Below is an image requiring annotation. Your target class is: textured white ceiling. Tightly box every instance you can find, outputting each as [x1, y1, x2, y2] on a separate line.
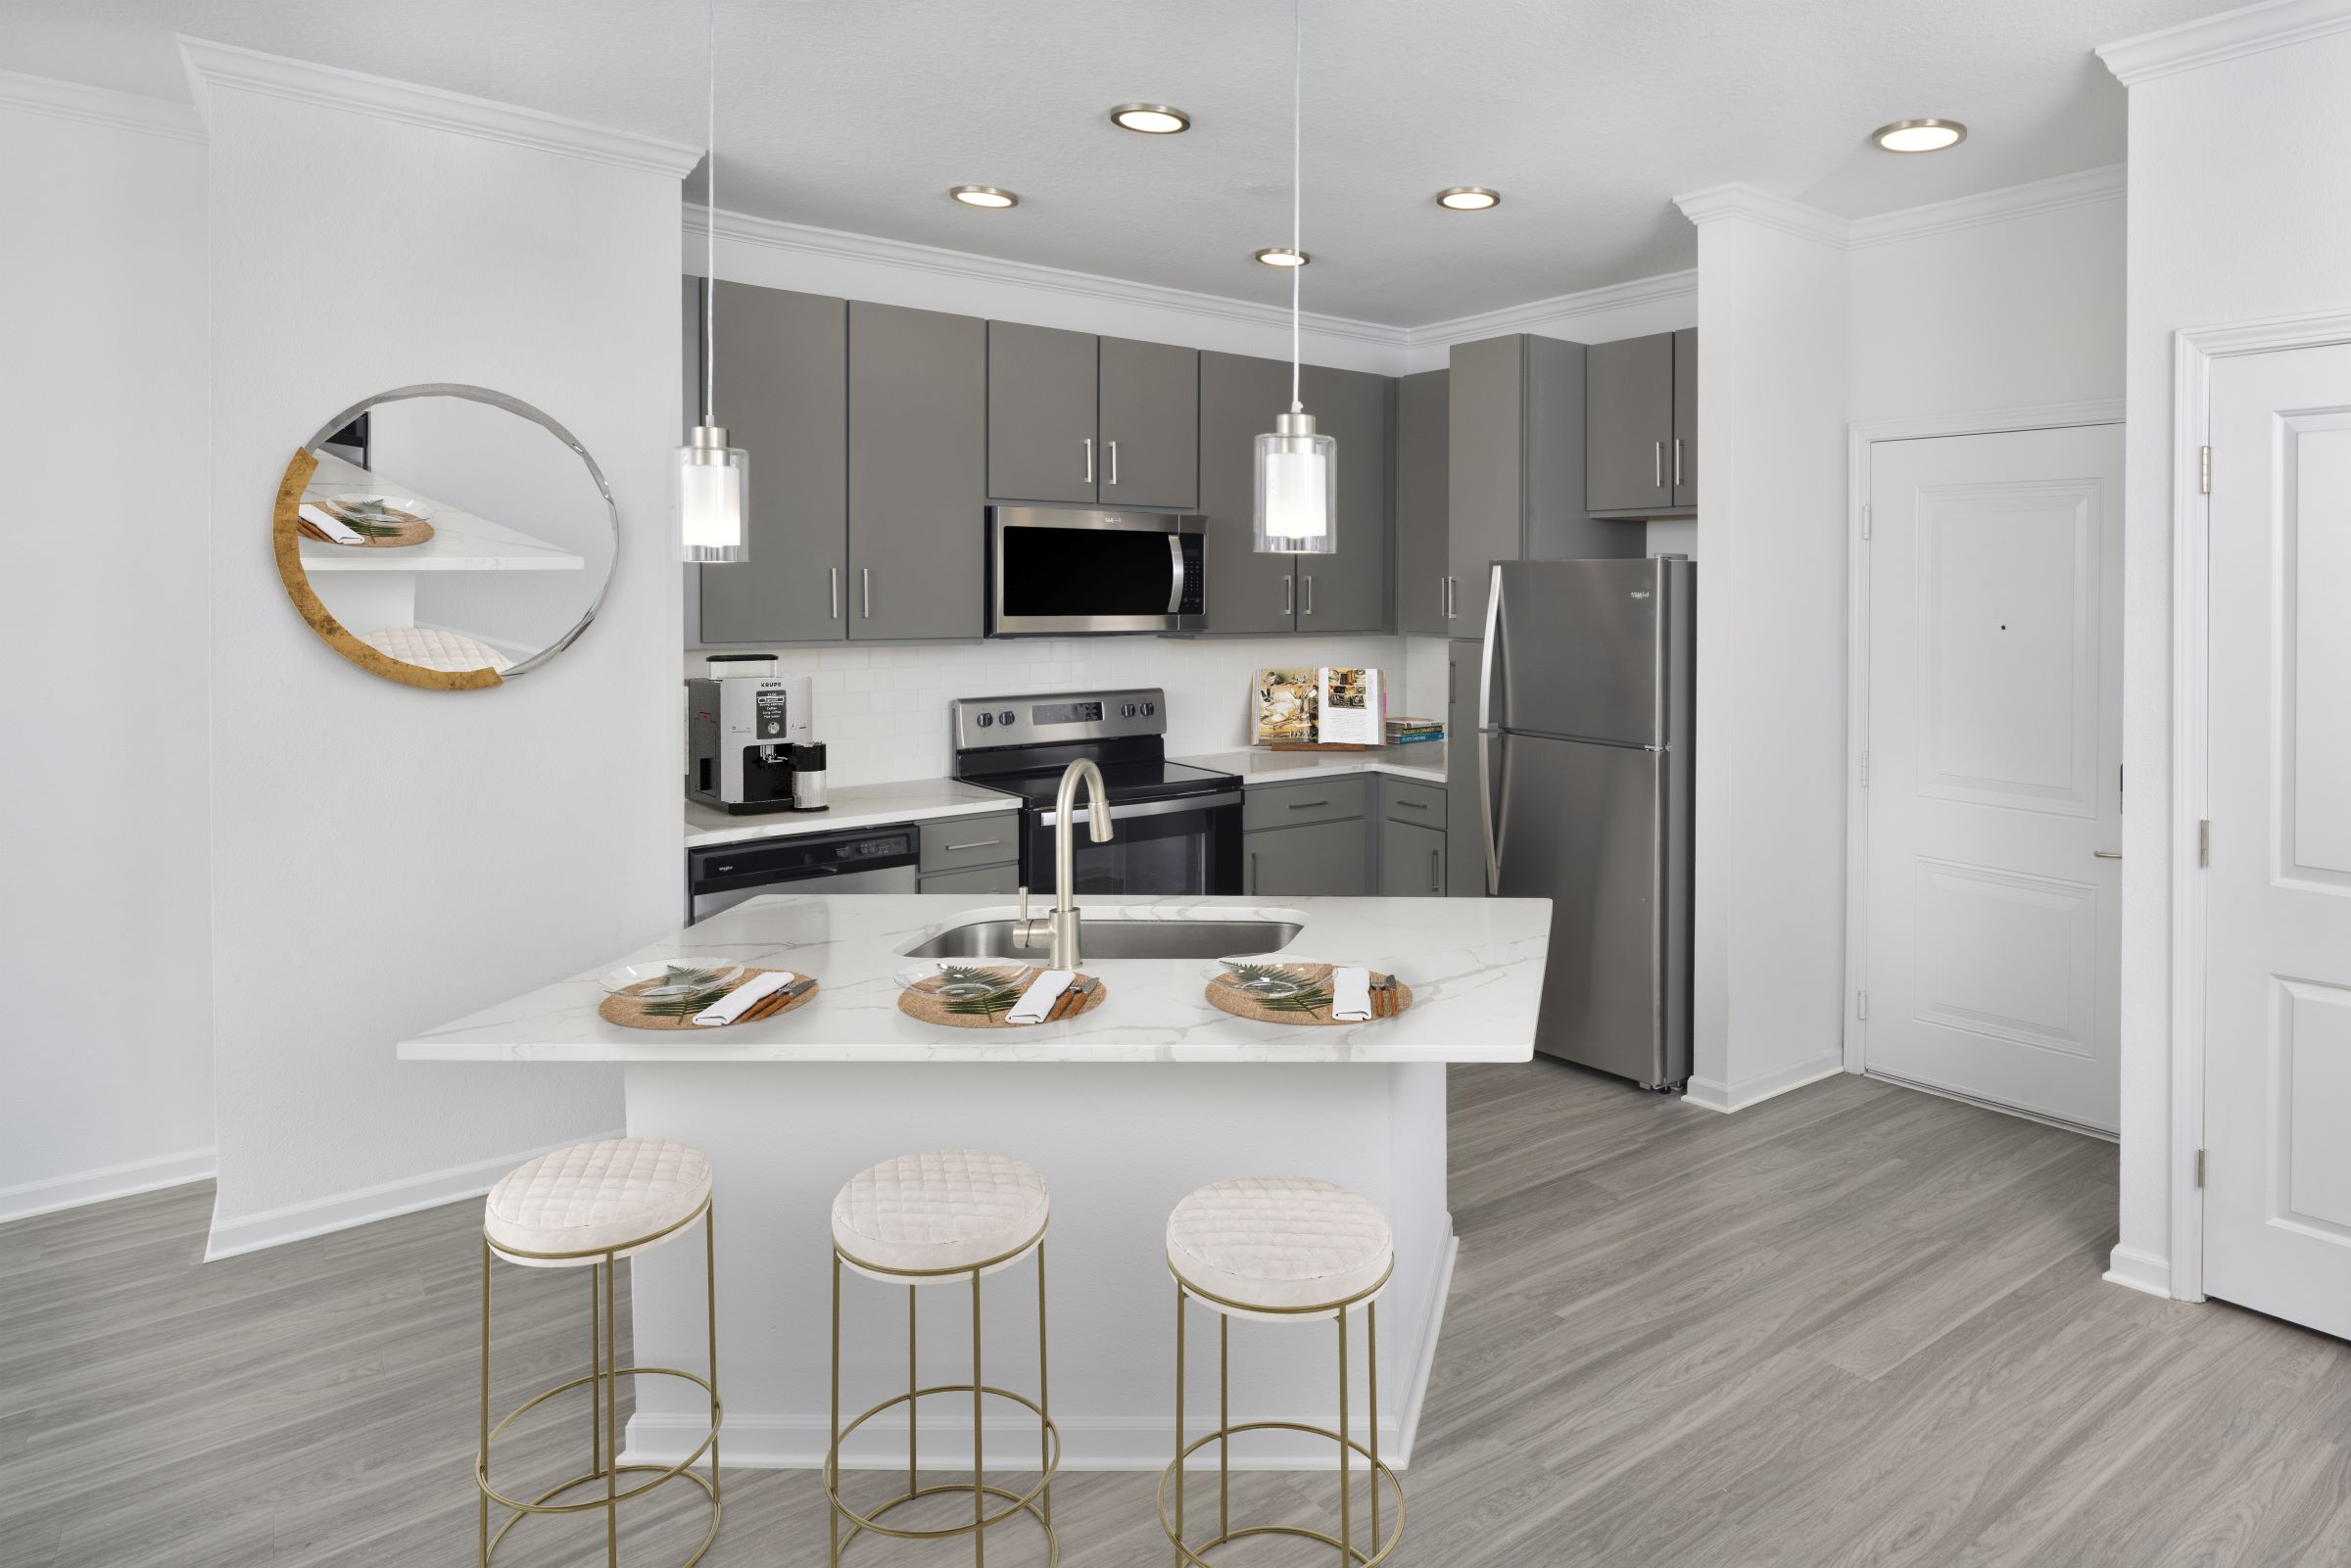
[4, 0, 2226, 325]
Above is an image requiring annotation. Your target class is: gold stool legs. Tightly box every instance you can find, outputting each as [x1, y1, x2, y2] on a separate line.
[476, 1203, 723, 1568]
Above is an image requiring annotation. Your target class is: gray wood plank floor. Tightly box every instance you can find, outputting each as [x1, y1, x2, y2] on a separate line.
[7, 1064, 2348, 1566]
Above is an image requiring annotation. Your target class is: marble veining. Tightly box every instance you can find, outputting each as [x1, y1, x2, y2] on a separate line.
[397, 892, 1549, 1064]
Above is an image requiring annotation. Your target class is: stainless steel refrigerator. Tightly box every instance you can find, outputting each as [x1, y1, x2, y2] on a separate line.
[1476, 557, 1694, 1089]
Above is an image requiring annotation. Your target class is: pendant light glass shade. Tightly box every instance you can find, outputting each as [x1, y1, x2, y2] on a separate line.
[1255, 411, 1336, 553]
[676, 423, 748, 563]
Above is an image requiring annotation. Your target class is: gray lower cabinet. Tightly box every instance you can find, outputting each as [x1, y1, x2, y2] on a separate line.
[1198, 351, 1298, 634]
[987, 321, 1098, 504]
[918, 863, 1021, 895]
[1378, 818, 1446, 897]
[1446, 640, 1488, 897]
[918, 813, 1023, 877]
[1395, 368, 1450, 637]
[849, 302, 986, 641]
[689, 279, 848, 644]
[1098, 335, 1198, 510]
[1245, 818, 1369, 896]
[1293, 363, 1390, 634]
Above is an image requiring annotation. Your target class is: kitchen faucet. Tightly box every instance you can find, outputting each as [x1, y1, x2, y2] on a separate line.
[1014, 758, 1112, 969]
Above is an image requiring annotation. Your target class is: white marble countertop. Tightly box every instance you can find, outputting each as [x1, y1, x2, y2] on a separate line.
[686, 780, 1019, 848]
[1176, 742, 1449, 787]
[299, 451, 586, 574]
[397, 893, 1549, 1064]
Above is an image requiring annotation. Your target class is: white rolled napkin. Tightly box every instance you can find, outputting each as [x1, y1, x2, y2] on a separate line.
[299, 502, 368, 545]
[693, 971, 796, 1026]
[1331, 967, 1375, 1022]
[1008, 970, 1077, 1024]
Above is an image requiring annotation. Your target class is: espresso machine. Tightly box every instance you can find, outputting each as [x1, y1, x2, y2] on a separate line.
[685, 655, 830, 815]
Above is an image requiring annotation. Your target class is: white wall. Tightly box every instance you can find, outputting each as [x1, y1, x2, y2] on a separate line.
[1679, 191, 1854, 1112]
[2100, 7, 2351, 1294]
[0, 76, 215, 1219]
[193, 41, 696, 1257]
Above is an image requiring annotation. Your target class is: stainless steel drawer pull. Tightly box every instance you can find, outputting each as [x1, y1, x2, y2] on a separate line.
[1673, 438, 1685, 487]
[1303, 575, 1314, 615]
[942, 839, 1004, 852]
[861, 567, 872, 619]
[1107, 439, 1119, 485]
[1654, 441, 1664, 489]
[829, 565, 840, 620]
[1394, 799, 1429, 810]
[1287, 799, 1329, 810]
[1083, 437, 1094, 483]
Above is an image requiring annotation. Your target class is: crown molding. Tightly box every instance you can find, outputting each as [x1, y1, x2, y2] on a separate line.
[0, 68, 204, 143]
[686, 204, 1412, 351]
[177, 35, 700, 178]
[2098, 0, 2351, 85]
[1409, 269, 1698, 348]
[1673, 183, 1851, 247]
[1847, 163, 2125, 248]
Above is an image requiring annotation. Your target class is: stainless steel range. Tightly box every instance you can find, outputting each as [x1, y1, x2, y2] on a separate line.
[951, 688, 1242, 895]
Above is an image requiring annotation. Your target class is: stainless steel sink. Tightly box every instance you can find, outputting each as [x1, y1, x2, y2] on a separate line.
[901, 916, 1303, 962]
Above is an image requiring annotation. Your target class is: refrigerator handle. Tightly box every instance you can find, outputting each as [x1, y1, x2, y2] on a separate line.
[1478, 563, 1505, 895]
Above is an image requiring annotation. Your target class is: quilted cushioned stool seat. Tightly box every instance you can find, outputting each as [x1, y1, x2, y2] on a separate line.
[832, 1149, 1050, 1276]
[1167, 1175, 1393, 1313]
[484, 1138, 711, 1265]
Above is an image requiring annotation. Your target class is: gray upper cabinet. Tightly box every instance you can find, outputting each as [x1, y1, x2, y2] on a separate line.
[1395, 369, 1450, 637]
[1293, 362, 1389, 634]
[1097, 335, 1198, 510]
[694, 279, 848, 644]
[1671, 326, 1698, 509]
[987, 321, 1098, 505]
[1586, 328, 1696, 517]
[1197, 350, 1297, 634]
[849, 301, 985, 641]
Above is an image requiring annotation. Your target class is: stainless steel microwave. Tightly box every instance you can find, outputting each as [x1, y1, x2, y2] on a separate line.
[987, 505, 1205, 636]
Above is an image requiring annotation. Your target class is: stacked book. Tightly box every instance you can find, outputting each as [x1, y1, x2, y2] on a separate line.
[1385, 717, 1445, 745]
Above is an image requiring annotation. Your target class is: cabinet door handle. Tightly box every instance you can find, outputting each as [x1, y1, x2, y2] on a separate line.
[1248, 850, 1258, 895]
[1303, 575, 1314, 616]
[1107, 439, 1119, 486]
[861, 567, 872, 620]
[1431, 847, 1442, 895]
[2093, 848, 2123, 859]
[1654, 441, 1664, 489]
[1082, 437, 1094, 484]
[829, 565, 840, 621]
[1672, 438, 1684, 488]
[943, 838, 1004, 852]
[1283, 575, 1295, 616]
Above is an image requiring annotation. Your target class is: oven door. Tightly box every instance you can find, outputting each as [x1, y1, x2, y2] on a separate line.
[989, 505, 1205, 636]
[1025, 791, 1243, 896]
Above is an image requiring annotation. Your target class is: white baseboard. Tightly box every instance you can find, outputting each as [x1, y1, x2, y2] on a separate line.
[2102, 1245, 2173, 1300]
[1684, 1049, 1846, 1114]
[202, 1128, 625, 1260]
[0, 1146, 216, 1223]
[626, 1214, 1458, 1475]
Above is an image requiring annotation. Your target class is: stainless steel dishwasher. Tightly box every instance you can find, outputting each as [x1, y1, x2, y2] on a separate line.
[686, 824, 920, 925]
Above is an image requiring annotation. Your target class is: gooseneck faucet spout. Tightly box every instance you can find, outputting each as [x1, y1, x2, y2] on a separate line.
[1015, 759, 1113, 970]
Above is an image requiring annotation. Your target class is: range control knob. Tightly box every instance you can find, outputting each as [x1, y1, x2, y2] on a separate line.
[998, 710, 1016, 726]
[974, 711, 993, 728]
[1121, 702, 1138, 718]
[1140, 700, 1157, 716]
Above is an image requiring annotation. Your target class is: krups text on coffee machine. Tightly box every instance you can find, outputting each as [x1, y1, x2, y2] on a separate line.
[686, 655, 831, 815]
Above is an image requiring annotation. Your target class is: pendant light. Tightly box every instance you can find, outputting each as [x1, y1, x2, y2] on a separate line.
[677, 0, 748, 563]
[1253, 0, 1336, 556]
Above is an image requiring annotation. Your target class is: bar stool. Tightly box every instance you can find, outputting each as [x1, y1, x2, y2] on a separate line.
[476, 1138, 722, 1568]
[1159, 1175, 1405, 1567]
[825, 1149, 1059, 1566]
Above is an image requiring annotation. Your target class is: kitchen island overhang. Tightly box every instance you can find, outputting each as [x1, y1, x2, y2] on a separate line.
[399, 893, 1552, 1472]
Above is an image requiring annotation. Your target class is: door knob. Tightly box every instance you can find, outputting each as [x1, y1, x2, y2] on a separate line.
[2093, 849, 2122, 859]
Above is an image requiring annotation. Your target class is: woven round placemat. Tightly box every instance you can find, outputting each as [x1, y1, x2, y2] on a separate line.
[1204, 964, 1412, 1026]
[599, 967, 817, 1031]
[897, 971, 1108, 1030]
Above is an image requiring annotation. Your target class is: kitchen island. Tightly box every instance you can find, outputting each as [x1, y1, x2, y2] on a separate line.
[400, 892, 1550, 1473]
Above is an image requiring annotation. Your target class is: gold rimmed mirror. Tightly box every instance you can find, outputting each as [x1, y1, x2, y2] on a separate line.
[273, 385, 617, 689]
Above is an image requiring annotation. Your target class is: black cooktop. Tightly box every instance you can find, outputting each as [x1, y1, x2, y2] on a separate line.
[967, 758, 1238, 811]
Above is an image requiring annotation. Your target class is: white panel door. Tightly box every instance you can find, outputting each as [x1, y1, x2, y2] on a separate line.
[2205, 344, 2351, 1339]
[1864, 425, 2124, 1130]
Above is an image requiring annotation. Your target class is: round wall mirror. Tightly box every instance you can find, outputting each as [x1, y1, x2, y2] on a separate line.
[273, 385, 617, 689]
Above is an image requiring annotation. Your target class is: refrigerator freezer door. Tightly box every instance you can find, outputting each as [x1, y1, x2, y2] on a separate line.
[1489, 559, 1665, 746]
[1494, 730, 1668, 1082]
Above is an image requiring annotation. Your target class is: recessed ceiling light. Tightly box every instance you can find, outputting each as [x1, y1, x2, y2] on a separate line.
[949, 185, 1019, 209]
[1872, 119, 1966, 153]
[1436, 186, 1501, 211]
[1254, 247, 1310, 267]
[1111, 103, 1190, 134]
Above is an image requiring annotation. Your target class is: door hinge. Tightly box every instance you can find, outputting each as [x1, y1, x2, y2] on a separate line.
[1861, 502, 1872, 541]
[1859, 749, 1870, 787]
[2200, 446, 2212, 495]
[1856, 989, 1869, 1021]
[2199, 819, 2211, 867]
[2195, 1148, 2206, 1187]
